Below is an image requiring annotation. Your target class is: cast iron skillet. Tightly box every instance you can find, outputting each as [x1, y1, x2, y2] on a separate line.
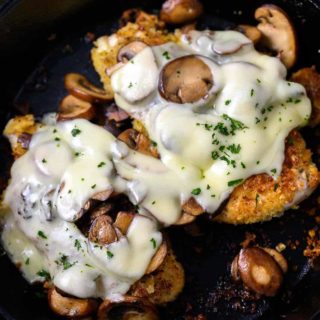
[0, 0, 320, 319]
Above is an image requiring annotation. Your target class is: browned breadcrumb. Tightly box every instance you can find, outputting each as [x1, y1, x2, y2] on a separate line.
[215, 130, 319, 224]
[291, 66, 320, 127]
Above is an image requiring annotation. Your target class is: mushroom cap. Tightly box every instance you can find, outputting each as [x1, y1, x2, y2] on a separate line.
[255, 4, 297, 69]
[97, 296, 158, 320]
[58, 95, 95, 121]
[236, 24, 262, 45]
[117, 41, 148, 63]
[238, 247, 283, 297]
[89, 215, 118, 245]
[159, 55, 213, 104]
[48, 287, 98, 318]
[64, 73, 113, 103]
[160, 0, 203, 24]
[145, 240, 168, 274]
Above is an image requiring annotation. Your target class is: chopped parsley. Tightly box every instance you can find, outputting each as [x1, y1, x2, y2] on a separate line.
[37, 269, 51, 280]
[150, 238, 157, 249]
[274, 183, 279, 191]
[152, 200, 156, 205]
[54, 137, 60, 141]
[222, 114, 248, 135]
[128, 82, 133, 88]
[162, 51, 171, 60]
[37, 230, 47, 239]
[241, 162, 246, 169]
[25, 258, 30, 265]
[74, 239, 81, 251]
[225, 99, 231, 106]
[151, 140, 157, 147]
[256, 78, 261, 84]
[227, 144, 241, 154]
[191, 188, 201, 196]
[91, 184, 96, 189]
[71, 127, 81, 137]
[227, 179, 243, 187]
[53, 129, 57, 133]
[56, 255, 77, 270]
[250, 89, 255, 97]
[270, 168, 277, 175]
[41, 158, 47, 163]
[107, 250, 114, 258]
[97, 162, 106, 168]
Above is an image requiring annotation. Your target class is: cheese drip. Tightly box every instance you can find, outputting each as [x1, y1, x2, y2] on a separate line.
[1, 30, 311, 300]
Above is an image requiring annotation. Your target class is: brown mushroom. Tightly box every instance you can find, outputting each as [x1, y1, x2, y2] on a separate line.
[91, 189, 114, 201]
[48, 287, 98, 318]
[236, 25, 262, 45]
[181, 197, 205, 216]
[113, 211, 135, 235]
[261, 247, 288, 273]
[174, 212, 196, 225]
[160, 0, 203, 24]
[159, 55, 213, 104]
[237, 247, 283, 297]
[97, 296, 158, 320]
[255, 4, 297, 69]
[230, 254, 241, 282]
[117, 41, 148, 63]
[58, 95, 95, 121]
[64, 73, 113, 103]
[118, 128, 159, 158]
[89, 215, 118, 245]
[145, 240, 168, 274]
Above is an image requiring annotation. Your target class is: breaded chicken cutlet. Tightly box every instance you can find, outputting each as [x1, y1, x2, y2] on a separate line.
[91, 10, 319, 225]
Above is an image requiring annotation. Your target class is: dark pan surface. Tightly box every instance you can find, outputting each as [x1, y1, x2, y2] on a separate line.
[0, 1, 320, 319]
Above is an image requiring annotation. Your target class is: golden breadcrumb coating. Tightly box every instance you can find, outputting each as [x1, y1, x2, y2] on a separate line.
[215, 130, 319, 224]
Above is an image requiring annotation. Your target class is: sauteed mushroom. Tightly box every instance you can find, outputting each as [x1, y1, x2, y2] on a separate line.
[174, 212, 196, 225]
[231, 247, 285, 297]
[261, 247, 288, 273]
[145, 241, 168, 274]
[58, 95, 95, 121]
[159, 55, 213, 103]
[117, 41, 148, 63]
[65, 73, 113, 103]
[89, 215, 118, 245]
[48, 287, 98, 318]
[236, 25, 262, 45]
[113, 211, 135, 234]
[160, 0, 203, 24]
[97, 296, 158, 320]
[255, 4, 297, 69]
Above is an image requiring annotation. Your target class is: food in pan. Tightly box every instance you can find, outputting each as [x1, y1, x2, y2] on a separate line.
[1, 0, 319, 318]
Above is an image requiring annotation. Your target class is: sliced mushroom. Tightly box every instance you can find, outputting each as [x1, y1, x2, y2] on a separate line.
[97, 296, 158, 320]
[160, 0, 203, 24]
[231, 254, 241, 282]
[113, 211, 135, 235]
[117, 41, 148, 63]
[64, 73, 113, 103]
[174, 212, 196, 225]
[118, 129, 159, 158]
[48, 287, 98, 318]
[181, 197, 205, 216]
[255, 4, 297, 69]
[145, 240, 168, 274]
[58, 95, 95, 121]
[236, 25, 262, 45]
[261, 247, 288, 273]
[17, 132, 32, 149]
[106, 105, 129, 122]
[91, 189, 113, 201]
[159, 55, 213, 104]
[237, 247, 283, 297]
[89, 215, 118, 245]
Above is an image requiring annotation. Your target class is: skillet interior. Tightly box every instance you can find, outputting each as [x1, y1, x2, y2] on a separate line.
[0, 0, 320, 319]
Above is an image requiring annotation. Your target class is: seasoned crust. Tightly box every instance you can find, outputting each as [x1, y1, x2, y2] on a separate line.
[215, 130, 319, 224]
[129, 248, 185, 305]
[91, 10, 177, 94]
[291, 66, 320, 127]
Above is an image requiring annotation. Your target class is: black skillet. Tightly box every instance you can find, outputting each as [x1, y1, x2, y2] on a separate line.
[0, 0, 320, 319]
